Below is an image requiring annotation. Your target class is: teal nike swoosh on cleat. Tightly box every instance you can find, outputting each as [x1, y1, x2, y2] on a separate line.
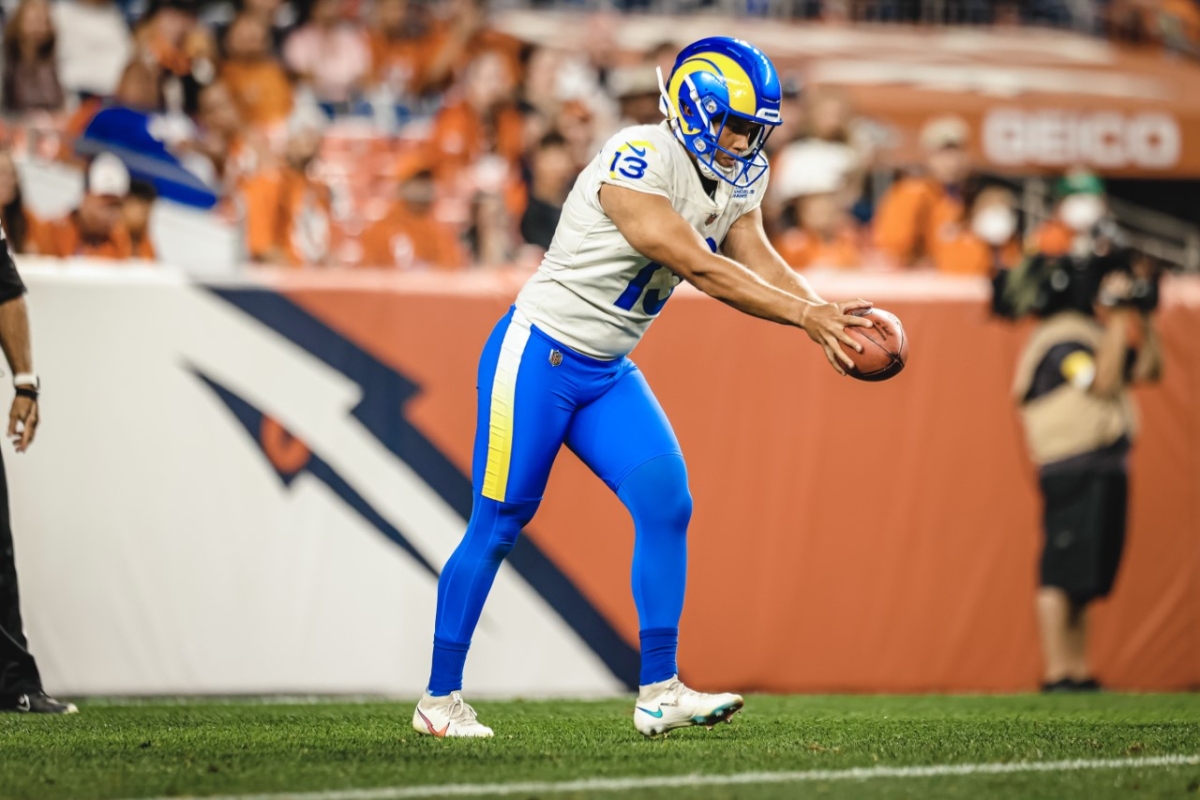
[636, 706, 664, 718]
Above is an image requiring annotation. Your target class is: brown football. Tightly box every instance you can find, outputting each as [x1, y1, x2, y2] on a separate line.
[841, 308, 909, 382]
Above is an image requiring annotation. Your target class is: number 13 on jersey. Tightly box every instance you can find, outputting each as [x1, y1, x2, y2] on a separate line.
[609, 141, 655, 181]
[614, 238, 718, 316]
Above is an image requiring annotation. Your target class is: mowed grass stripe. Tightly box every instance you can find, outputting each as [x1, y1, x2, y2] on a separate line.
[139, 754, 1200, 800]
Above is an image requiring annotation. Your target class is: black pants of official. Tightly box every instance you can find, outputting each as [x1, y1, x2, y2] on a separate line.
[0, 448, 41, 696]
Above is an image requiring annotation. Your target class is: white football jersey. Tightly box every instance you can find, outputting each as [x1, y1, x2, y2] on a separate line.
[515, 122, 769, 359]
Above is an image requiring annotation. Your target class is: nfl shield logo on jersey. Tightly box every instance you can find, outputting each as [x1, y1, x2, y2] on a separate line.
[549, 349, 563, 367]
[705, 213, 718, 226]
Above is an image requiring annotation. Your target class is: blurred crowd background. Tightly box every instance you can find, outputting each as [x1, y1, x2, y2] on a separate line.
[0, 0, 1198, 272]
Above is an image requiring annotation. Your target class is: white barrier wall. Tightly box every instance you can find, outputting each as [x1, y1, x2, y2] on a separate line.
[7, 265, 623, 697]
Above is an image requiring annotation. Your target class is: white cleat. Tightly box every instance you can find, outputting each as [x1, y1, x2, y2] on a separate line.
[633, 676, 744, 737]
[412, 691, 494, 738]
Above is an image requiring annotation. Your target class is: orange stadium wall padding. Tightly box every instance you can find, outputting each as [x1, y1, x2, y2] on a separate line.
[282, 271, 1200, 694]
[12, 266, 1198, 695]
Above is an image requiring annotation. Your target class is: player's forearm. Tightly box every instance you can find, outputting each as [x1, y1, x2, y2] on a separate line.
[681, 252, 810, 328]
[0, 296, 33, 375]
[723, 209, 824, 304]
[758, 258, 823, 304]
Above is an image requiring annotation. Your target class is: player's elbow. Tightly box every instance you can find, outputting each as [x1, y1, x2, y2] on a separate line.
[631, 238, 715, 285]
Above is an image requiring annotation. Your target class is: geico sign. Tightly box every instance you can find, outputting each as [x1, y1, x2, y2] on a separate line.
[983, 110, 1180, 170]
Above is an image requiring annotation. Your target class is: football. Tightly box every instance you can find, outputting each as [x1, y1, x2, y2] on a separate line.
[842, 308, 909, 382]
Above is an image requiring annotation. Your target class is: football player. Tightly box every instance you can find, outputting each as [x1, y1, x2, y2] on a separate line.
[414, 37, 872, 738]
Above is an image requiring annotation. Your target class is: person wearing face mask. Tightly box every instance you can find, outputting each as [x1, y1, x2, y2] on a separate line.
[1033, 170, 1110, 258]
[933, 184, 1021, 277]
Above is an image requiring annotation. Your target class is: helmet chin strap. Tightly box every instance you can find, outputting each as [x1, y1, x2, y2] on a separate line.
[656, 67, 675, 124]
[696, 156, 735, 181]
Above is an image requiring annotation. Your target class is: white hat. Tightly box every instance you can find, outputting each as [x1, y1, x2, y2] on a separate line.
[775, 141, 853, 201]
[88, 153, 131, 197]
[919, 115, 969, 152]
[608, 65, 659, 99]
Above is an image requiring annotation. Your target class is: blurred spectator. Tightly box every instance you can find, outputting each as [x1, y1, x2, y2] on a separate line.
[368, 0, 442, 102]
[1033, 170, 1111, 258]
[283, 0, 370, 110]
[464, 189, 513, 268]
[113, 59, 162, 110]
[67, 58, 156, 141]
[241, 107, 331, 267]
[2, 0, 64, 113]
[608, 65, 661, 127]
[361, 166, 464, 270]
[460, 143, 518, 268]
[579, 11, 620, 90]
[421, 0, 523, 96]
[135, 0, 217, 116]
[555, 99, 597, 172]
[51, 0, 134, 101]
[0, 151, 40, 255]
[135, 0, 195, 77]
[204, 0, 296, 58]
[35, 153, 135, 259]
[771, 166, 862, 271]
[520, 131, 574, 250]
[78, 61, 217, 209]
[873, 115, 972, 268]
[124, 179, 157, 259]
[521, 46, 564, 123]
[773, 88, 864, 220]
[934, 184, 1021, 276]
[430, 51, 524, 178]
[221, 13, 294, 128]
[192, 80, 263, 192]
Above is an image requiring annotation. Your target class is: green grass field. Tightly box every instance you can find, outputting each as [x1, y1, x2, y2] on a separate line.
[1, 694, 1199, 800]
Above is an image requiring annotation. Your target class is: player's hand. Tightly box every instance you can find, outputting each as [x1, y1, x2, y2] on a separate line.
[800, 298, 874, 376]
[8, 395, 38, 453]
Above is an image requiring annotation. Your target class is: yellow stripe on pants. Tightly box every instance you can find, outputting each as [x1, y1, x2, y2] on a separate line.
[481, 316, 532, 502]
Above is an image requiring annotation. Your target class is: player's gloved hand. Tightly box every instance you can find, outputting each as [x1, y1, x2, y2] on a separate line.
[800, 298, 874, 376]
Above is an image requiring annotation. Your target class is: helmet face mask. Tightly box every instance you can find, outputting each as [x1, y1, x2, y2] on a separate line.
[658, 37, 782, 189]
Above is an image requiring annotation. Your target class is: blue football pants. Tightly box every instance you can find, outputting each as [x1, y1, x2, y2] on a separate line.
[429, 308, 690, 693]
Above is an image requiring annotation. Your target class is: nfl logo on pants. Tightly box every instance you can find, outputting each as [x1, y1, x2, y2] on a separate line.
[549, 349, 563, 367]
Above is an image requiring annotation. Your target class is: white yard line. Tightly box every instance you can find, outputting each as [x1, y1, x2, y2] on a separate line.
[139, 753, 1200, 800]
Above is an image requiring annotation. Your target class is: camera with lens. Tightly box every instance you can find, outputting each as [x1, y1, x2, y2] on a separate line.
[1100, 261, 1161, 314]
[992, 247, 1159, 320]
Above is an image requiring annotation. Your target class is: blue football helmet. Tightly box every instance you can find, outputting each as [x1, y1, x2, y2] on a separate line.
[657, 37, 782, 188]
